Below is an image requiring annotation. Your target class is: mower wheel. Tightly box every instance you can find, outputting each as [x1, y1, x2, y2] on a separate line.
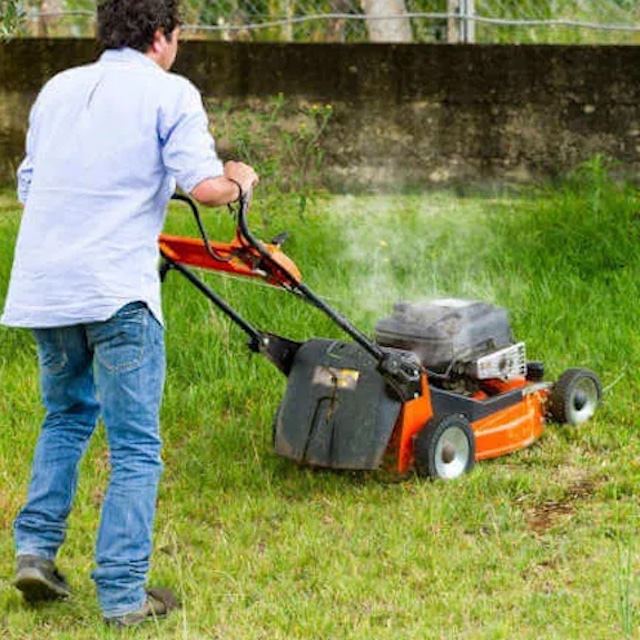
[549, 368, 601, 425]
[414, 414, 475, 480]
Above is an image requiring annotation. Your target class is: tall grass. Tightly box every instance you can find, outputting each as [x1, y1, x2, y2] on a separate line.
[1, 158, 639, 638]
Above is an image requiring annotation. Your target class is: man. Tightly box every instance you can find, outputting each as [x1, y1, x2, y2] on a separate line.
[1, 0, 258, 628]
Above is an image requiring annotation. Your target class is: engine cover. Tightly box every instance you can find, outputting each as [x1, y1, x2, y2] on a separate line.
[375, 298, 514, 372]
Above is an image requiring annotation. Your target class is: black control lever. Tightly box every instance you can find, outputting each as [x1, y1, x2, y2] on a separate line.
[378, 351, 422, 401]
[270, 231, 289, 247]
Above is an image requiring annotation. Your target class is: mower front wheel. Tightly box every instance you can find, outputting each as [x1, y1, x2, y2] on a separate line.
[549, 368, 601, 425]
[414, 414, 476, 480]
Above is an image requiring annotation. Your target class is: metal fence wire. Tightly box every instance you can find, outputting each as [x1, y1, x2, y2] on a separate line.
[14, 0, 640, 44]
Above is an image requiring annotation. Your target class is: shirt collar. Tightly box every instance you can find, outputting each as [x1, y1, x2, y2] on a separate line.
[99, 47, 161, 70]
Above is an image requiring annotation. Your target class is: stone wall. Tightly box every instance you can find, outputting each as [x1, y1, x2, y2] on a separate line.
[1, 39, 639, 190]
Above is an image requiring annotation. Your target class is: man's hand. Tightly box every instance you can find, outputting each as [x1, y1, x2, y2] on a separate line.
[190, 161, 259, 207]
[223, 160, 259, 198]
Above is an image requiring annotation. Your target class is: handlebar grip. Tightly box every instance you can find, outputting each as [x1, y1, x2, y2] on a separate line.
[239, 186, 253, 211]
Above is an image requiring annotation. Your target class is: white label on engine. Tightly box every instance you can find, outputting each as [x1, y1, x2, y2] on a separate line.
[474, 342, 527, 380]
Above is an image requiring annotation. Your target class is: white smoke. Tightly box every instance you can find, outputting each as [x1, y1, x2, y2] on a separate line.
[321, 194, 500, 326]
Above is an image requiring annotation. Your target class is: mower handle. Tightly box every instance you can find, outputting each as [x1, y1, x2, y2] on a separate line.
[235, 187, 258, 248]
[169, 188, 253, 227]
[238, 185, 253, 212]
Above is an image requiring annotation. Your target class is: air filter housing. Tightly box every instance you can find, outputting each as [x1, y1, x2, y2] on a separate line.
[374, 298, 514, 373]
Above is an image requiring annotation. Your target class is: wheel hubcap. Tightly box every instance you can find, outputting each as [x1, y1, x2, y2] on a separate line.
[569, 378, 599, 423]
[435, 427, 470, 479]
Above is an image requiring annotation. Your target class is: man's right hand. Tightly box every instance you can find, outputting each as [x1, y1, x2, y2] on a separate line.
[190, 161, 259, 207]
[224, 160, 259, 197]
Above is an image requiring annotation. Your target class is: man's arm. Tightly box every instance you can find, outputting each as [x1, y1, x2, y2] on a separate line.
[190, 160, 259, 207]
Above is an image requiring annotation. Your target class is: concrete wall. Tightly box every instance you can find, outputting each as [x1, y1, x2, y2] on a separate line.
[1, 39, 639, 190]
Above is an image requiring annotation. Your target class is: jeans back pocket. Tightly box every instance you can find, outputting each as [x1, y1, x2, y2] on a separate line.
[92, 302, 148, 374]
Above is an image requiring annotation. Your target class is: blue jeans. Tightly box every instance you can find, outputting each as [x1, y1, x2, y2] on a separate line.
[13, 302, 165, 618]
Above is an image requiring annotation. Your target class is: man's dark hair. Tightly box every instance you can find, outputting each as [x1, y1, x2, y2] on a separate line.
[97, 0, 181, 52]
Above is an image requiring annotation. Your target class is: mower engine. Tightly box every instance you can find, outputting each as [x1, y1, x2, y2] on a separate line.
[375, 298, 528, 394]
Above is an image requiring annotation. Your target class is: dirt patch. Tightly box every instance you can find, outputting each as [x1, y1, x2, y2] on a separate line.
[522, 472, 600, 535]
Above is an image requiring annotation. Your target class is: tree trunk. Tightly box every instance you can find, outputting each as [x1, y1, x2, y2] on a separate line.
[326, 0, 351, 43]
[268, 0, 293, 42]
[360, 0, 412, 43]
[38, 0, 63, 37]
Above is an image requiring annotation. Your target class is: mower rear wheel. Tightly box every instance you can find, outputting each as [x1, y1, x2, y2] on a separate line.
[549, 368, 601, 425]
[414, 414, 475, 480]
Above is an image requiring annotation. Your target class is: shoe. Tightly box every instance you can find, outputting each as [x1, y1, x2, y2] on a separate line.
[104, 587, 180, 628]
[14, 555, 70, 603]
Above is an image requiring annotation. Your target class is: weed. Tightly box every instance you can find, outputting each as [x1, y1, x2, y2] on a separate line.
[207, 93, 333, 217]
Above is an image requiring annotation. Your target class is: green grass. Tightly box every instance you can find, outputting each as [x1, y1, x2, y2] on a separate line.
[1, 160, 639, 638]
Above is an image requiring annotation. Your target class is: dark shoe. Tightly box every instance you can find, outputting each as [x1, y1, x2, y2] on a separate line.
[104, 587, 180, 628]
[14, 555, 70, 603]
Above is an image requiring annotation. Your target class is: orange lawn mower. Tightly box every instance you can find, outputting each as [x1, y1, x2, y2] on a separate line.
[158, 192, 602, 480]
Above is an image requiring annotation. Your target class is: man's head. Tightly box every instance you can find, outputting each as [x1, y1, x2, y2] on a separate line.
[97, 0, 181, 55]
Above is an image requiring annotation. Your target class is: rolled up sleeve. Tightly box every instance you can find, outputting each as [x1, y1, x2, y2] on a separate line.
[160, 79, 224, 194]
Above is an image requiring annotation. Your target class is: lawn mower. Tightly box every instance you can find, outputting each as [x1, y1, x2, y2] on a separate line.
[158, 191, 602, 480]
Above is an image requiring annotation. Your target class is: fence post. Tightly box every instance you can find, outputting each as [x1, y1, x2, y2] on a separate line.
[447, 0, 475, 43]
[462, 0, 475, 43]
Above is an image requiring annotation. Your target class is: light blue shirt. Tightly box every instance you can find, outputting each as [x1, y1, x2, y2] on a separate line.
[1, 47, 223, 328]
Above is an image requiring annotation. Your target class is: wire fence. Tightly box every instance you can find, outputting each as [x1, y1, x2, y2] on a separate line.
[9, 1, 640, 44]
